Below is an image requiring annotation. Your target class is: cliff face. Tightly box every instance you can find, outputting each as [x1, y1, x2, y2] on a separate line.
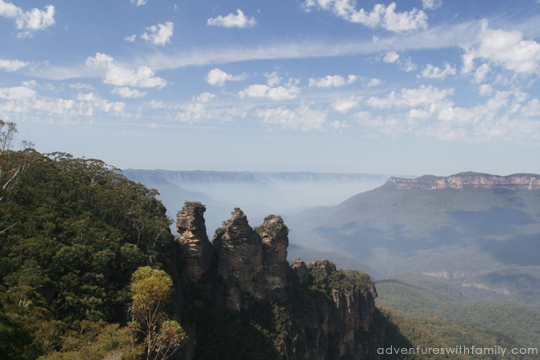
[387, 172, 540, 190]
[172, 204, 387, 360]
[176, 203, 214, 282]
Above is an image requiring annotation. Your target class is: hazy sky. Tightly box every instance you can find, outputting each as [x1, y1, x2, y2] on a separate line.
[1, 0, 540, 176]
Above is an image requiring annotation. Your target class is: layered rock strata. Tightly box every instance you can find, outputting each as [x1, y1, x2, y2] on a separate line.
[173, 206, 386, 359]
[387, 172, 540, 190]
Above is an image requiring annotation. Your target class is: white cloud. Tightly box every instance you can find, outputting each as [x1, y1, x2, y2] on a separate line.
[0, 0, 21, 17]
[76, 92, 125, 114]
[176, 94, 250, 123]
[112, 87, 147, 98]
[141, 22, 173, 46]
[422, 0, 442, 10]
[193, 92, 216, 103]
[400, 57, 417, 72]
[368, 78, 382, 87]
[285, 77, 301, 87]
[383, 52, 400, 63]
[125, 34, 136, 42]
[462, 20, 540, 75]
[69, 83, 94, 90]
[478, 84, 493, 96]
[264, 72, 282, 86]
[207, 9, 256, 28]
[308, 75, 357, 88]
[0, 1, 55, 37]
[0, 58, 28, 71]
[367, 85, 453, 108]
[302, 1, 428, 32]
[206, 68, 244, 86]
[21, 80, 36, 88]
[256, 103, 328, 131]
[131, 0, 147, 6]
[86, 53, 167, 88]
[420, 62, 456, 79]
[238, 84, 300, 100]
[0, 86, 36, 100]
[474, 63, 490, 83]
[331, 96, 361, 113]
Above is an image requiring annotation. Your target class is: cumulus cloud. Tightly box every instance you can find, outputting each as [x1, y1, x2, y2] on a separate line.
[207, 9, 256, 28]
[86, 53, 167, 88]
[357, 87, 540, 142]
[0, 1, 55, 37]
[131, 0, 147, 6]
[368, 78, 382, 87]
[367, 85, 453, 109]
[0, 58, 28, 71]
[206, 68, 245, 86]
[422, 0, 442, 10]
[141, 22, 173, 46]
[478, 84, 493, 96]
[69, 83, 93, 90]
[256, 102, 328, 131]
[0, 0, 20, 17]
[303, 1, 428, 32]
[175, 92, 250, 123]
[0, 86, 36, 100]
[125, 34, 136, 42]
[111, 87, 147, 98]
[419, 63, 456, 79]
[383, 52, 400, 63]
[76, 92, 125, 114]
[331, 96, 361, 113]
[308, 75, 357, 88]
[193, 92, 216, 103]
[462, 20, 540, 75]
[264, 72, 282, 86]
[238, 84, 300, 101]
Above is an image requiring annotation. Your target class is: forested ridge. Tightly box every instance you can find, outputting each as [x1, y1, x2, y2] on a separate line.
[0, 138, 181, 359]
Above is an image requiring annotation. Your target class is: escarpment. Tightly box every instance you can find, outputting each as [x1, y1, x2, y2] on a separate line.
[172, 203, 387, 360]
[387, 172, 540, 190]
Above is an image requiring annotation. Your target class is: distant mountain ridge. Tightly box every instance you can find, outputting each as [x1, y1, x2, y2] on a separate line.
[123, 169, 406, 183]
[387, 171, 540, 190]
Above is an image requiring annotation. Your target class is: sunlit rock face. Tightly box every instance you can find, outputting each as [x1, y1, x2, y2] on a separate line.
[176, 202, 213, 282]
[257, 214, 289, 300]
[387, 172, 540, 190]
[212, 207, 266, 311]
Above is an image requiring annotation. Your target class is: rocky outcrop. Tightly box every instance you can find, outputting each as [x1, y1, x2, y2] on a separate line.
[386, 172, 540, 190]
[258, 215, 289, 300]
[176, 202, 213, 282]
[308, 261, 381, 359]
[174, 207, 387, 359]
[291, 258, 309, 284]
[212, 208, 266, 310]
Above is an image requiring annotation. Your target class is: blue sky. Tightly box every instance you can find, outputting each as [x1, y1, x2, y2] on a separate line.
[1, 0, 540, 176]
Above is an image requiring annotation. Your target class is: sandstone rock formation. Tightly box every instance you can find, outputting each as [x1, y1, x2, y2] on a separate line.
[387, 172, 540, 190]
[176, 202, 213, 282]
[258, 215, 289, 300]
[212, 207, 266, 310]
[173, 206, 387, 359]
[291, 258, 309, 284]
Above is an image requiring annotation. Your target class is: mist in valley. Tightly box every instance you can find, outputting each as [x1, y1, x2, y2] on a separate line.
[165, 179, 387, 236]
